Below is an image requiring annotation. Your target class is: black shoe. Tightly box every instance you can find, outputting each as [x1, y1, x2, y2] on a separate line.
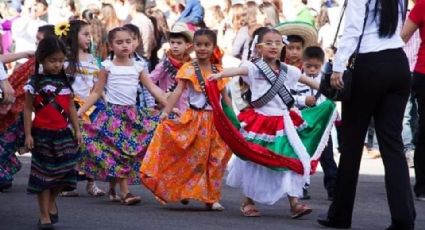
[0, 182, 12, 192]
[38, 220, 54, 230]
[300, 188, 311, 200]
[386, 224, 414, 230]
[49, 213, 58, 224]
[317, 214, 351, 229]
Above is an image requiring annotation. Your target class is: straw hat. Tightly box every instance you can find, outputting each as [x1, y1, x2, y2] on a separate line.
[168, 22, 194, 42]
[274, 21, 318, 48]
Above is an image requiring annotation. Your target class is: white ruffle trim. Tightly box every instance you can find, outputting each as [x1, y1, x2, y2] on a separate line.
[282, 110, 311, 184]
[24, 84, 72, 95]
[226, 157, 304, 205]
[239, 121, 308, 143]
[311, 109, 338, 161]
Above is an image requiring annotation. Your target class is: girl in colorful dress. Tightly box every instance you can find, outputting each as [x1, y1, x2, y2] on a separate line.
[141, 29, 232, 211]
[150, 22, 193, 112]
[58, 20, 105, 197]
[77, 27, 168, 205]
[209, 27, 336, 218]
[0, 25, 55, 192]
[23, 36, 81, 229]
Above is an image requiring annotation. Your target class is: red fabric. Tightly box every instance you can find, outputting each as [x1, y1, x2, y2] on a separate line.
[206, 80, 319, 175]
[238, 108, 304, 136]
[409, 1, 425, 74]
[0, 58, 35, 132]
[32, 94, 71, 130]
[166, 50, 191, 69]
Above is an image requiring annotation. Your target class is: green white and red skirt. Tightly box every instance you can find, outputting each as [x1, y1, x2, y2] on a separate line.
[226, 100, 337, 205]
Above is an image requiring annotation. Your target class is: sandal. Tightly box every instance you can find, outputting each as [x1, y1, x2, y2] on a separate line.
[108, 188, 121, 202]
[205, 202, 225, 211]
[290, 203, 312, 219]
[240, 203, 261, 217]
[86, 182, 105, 197]
[121, 193, 141, 205]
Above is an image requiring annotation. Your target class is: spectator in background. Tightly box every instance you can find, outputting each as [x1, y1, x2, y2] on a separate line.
[259, 2, 280, 26]
[12, 0, 47, 66]
[129, 0, 155, 62]
[113, 0, 131, 23]
[293, 0, 315, 26]
[177, 0, 204, 27]
[99, 3, 121, 32]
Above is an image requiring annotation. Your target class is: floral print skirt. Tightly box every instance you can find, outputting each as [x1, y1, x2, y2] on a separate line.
[141, 109, 232, 204]
[0, 115, 24, 188]
[78, 103, 160, 185]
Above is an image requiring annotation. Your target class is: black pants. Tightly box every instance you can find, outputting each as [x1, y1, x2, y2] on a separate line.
[413, 72, 425, 197]
[327, 48, 416, 227]
[320, 138, 337, 196]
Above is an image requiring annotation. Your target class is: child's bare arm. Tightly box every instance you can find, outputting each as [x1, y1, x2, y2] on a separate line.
[299, 75, 320, 90]
[162, 79, 186, 116]
[23, 92, 34, 149]
[208, 67, 249, 80]
[68, 97, 82, 145]
[140, 71, 167, 107]
[78, 69, 107, 115]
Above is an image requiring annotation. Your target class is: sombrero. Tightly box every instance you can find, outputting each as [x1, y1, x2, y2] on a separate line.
[274, 21, 318, 48]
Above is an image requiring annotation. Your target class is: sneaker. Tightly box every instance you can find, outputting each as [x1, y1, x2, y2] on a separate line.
[206, 202, 225, 211]
[86, 182, 105, 197]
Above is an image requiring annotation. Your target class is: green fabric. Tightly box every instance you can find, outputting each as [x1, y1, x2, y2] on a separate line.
[225, 100, 336, 171]
[295, 7, 315, 26]
[222, 100, 241, 129]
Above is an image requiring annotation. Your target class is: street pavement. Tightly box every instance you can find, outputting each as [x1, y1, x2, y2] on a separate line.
[1, 155, 424, 230]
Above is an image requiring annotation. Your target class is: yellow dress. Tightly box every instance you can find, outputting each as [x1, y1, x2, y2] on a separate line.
[140, 62, 232, 204]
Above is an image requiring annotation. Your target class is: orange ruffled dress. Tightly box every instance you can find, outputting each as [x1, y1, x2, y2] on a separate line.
[141, 62, 232, 204]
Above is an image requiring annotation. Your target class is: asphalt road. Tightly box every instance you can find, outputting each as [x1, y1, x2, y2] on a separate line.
[0, 156, 424, 230]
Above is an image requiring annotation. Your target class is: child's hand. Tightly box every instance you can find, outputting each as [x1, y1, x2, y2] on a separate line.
[75, 131, 83, 147]
[171, 107, 181, 117]
[159, 111, 169, 121]
[208, 73, 223, 81]
[305, 96, 317, 107]
[25, 135, 34, 150]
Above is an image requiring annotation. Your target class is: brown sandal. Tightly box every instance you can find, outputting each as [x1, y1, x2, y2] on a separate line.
[240, 203, 261, 217]
[290, 203, 312, 219]
[121, 193, 141, 205]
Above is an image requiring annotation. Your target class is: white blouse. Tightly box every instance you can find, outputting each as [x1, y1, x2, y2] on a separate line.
[333, 0, 406, 72]
[240, 61, 301, 116]
[103, 60, 144, 106]
[68, 55, 99, 99]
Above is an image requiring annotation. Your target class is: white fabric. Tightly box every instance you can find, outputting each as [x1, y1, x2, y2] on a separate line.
[333, 0, 406, 72]
[67, 56, 99, 99]
[293, 73, 326, 109]
[240, 61, 301, 116]
[226, 157, 304, 205]
[187, 86, 212, 110]
[0, 62, 7, 80]
[103, 60, 144, 105]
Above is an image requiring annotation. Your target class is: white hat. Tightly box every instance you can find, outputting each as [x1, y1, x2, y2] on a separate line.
[168, 22, 194, 42]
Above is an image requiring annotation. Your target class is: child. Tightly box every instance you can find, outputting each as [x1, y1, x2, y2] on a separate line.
[0, 25, 54, 192]
[141, 29, 232, 210]
[58, 20, 105, 197]
[123, 23, 156, 109]
[292, 46, 337, 201]
[23, 36, 81, 229]
[150, 22, 192, 112]
[77, 27, 168, 205]
[209, 27, 336, 218]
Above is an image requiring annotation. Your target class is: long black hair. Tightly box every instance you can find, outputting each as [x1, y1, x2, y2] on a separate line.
[374, 0, 408, 38]
[35, 36, 73, 92]
[61, 20, 90, 81]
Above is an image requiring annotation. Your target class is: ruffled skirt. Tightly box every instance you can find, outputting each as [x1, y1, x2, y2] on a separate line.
[78, 103, 160, 185]
[141, 109, 232, 204]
